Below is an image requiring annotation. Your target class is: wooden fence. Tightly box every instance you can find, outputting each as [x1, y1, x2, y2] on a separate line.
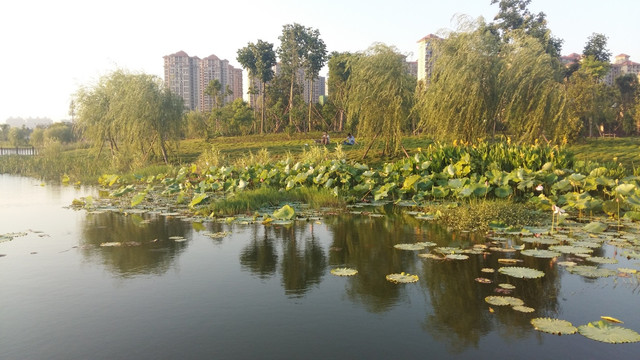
[0, 147, 38, 156]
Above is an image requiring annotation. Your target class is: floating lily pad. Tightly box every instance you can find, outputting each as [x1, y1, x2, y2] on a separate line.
[558, 261, 577, 267]
[499, 283, 516, 289]
[520, 236, 560, 245]
[445, 254, 469, 260]
[569, 241, 602, 249]
[415, 241, 437, 247]
[585, 256, 618, 264]
[418, 253, 444, 260]
[386, 272, 419, 284]
[513, 305, 535, 313]
[583, 222, 608, 233]
[549, 245, 593, 255]
[394, 243, 425, 251]
[331, 268, 358, 276]
[100, 242, 122, 247]
[567, 265, 617, 278]
[498, 266, 545, 279]
[485, 296, 524, 306]
[272, 204, 295, 220]
[435, 247, 463, 254]
[475, 277, 492, 284]
[531, 318, 577, 335]
[618, 268, 638, 274]
[481, 268, 495, 273]
[521, 249, 561, 258]
[578, 320, 640, 343]
[498, 258, 523, 264]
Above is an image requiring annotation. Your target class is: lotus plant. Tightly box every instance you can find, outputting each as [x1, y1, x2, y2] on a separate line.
[551, 204, 565, 234]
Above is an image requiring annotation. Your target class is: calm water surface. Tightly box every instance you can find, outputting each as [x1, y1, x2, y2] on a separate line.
[1, 174, 639, 359]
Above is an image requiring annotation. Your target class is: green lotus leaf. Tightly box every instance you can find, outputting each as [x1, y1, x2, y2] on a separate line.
[583, 221, 608, 233]
[402, 174, 422, 190]
[498, 266, 545, 279]
[445, 254, 469, 260]
[434, 247, 463, 254]
[567, 265, 617, 278]
[618, 268, 637, 274]
[272, 204, 295, 220]
[394, 243, 425, 251]
[494, 185, 513, 198]
[520, 236, 560, 245]
[578, 321, 640, 343]
[549, 245, 593, 255]
[623, 211, 640, 221]
[557, 261, 577, 267]
[130, 192, 147, 207]
[513, 305, 535, 313]
[481, 268, 495, 273]
[499, 283, 516, 289]
[485, 296, 524, 306]
[585, 256, 618, 264]
[386, 272, 419, 284]
[531, 318, 577, 335]
[331, 268, 358, 276]
[569, 240, 602, 249]
[188, 192, 209, 208]
[521, 249, 561, 258]
[415, 241, 437, 247]
[615, 184, 636, 197]
[418, 253, 444, 260]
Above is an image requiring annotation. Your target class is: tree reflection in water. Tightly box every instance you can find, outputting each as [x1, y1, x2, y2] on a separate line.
[80, 212, 191, 277]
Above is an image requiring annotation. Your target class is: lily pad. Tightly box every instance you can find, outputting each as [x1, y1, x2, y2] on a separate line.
[418, 253, 444, 260]
[578, 320, 640, 343]
[521, 249, 561, 258]
[386, 272, 419, 284]
[557, 261, 577, 267]
[583, 221, 608, 233]
[415, 241, 437, 247]
[272, 204, 295, 220]
[475, 277, 492, 284]
[549, 245, 593, 255]
[531, 318, 577, 335]
[585, 256, 618, 264]
[394, 243, 425, 251]
[485, 296, 524, 306]
[499, 283, 516, 290]
[100, 242, 122, 247]
[498, 266, 545, 279]
[520, 236, 560, 245]
[498, 258, 523, 264]
[567, 265, 617, 278]
[330, 268, 358, 276]
[512, 305, 535, 313]
[481, 268, 495, 273]
[445, 254, 469, 260]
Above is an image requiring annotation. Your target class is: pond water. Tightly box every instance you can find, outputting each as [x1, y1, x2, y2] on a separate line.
[1, 174, 639, 359]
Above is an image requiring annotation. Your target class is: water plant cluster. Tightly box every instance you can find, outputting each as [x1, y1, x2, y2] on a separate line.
[85, 141, 640, 228]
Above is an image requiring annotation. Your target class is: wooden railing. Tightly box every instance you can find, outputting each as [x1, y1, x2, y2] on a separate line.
[0, 146, 38, 156]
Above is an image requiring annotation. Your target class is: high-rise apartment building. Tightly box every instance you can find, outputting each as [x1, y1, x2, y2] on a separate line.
[604, 54, 640, 85]
[417, 34, 441, 84]
[163, 51, 243, 112]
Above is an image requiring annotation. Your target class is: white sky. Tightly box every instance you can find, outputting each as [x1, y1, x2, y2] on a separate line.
[1, 0, 638, 122]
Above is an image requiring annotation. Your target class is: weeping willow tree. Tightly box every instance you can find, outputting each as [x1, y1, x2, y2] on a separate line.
[416, 19, 574, 143]
[345, 43, 415, 155]
[74, 70, 184, 168]
[415, 22, 502, 141]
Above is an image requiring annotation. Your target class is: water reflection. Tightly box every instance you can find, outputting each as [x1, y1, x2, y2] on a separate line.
[79, 212, 191, 277]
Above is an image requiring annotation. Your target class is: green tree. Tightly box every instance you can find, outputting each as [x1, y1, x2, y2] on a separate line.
[278, 23, 327, 131]
[328, 52, 357, 131]
[183, 110, 208, 139]
[614, 74, 638, 134]
[583, 33, 611, 63]
[8, 126, 29, 147]
[346, 43, 415, 155]
[237, 40, 276, 134]
[74, 70, 184, 167]
[489, 0, 563, 57]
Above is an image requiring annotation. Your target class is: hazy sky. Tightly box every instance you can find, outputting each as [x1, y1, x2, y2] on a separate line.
[1, 0, 638, 122]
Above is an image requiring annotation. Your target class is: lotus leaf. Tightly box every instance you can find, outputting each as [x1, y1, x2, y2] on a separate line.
[499, 283, 516, 289]
[578, 321, 640, 343]
[331, 268, 358, 276]
[557, 261, 577, 267]
[475, 277, 492, 284]
[100, 242, 122, 247]
[394, 243, 425, 251]
[386, 272, 419, 284]
[549, 245, 593, 255]
[498, 258, 522, 264]
[481, 268, 495, 273]
[415, 241, 437, 247]
[498, 266, 545, 279]
[445, 254, 469, 260]
[418, 253, 444, 260]
[435, 247, 462, 254]
[618, 268, 637, 274]
[601, 316, 624, 324]
[521, 249, 561, 258]
[567, 265, 617, 278]
[585, 256, 618, 264]
[569, 240, 602, 249]
[272, 204, 296, 220]
[485, 296, 524, 306]
[513, 305, 535, 313]
[583, 221, 608, 233]
[520, 236, 560, 245]
[531, 318, 577, 335]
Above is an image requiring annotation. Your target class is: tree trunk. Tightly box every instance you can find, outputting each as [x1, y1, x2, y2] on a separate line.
[289, 75, 295, 127]
[261, 82, 266, 134]
[308, 79, 312, 132]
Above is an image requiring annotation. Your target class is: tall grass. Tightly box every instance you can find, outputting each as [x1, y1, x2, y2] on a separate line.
[205, 186, 344, 216]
